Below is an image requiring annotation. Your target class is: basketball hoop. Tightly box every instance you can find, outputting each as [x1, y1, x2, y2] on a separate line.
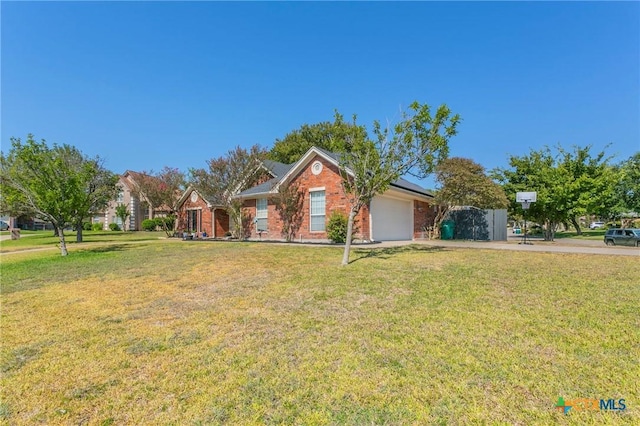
[516, 191, 537, 245]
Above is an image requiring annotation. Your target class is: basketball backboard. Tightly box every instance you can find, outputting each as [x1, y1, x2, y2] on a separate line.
[516, 191, 537, 203]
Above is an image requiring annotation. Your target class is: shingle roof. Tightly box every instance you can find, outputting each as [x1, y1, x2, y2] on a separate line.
[236, 160, 294, 197]
[237, 147, 433, 199]
[391, 177, 434, 198]
[236, 178, 279, 197]
[262, 160, 293, 178]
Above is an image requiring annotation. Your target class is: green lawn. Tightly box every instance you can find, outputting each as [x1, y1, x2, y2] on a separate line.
[554, 229, 608, 240]
[1, 241, 638, 424]
[0, 230, 167, 253]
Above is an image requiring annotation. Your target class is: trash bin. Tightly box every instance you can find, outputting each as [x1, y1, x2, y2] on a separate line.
[10, 228, 20, 240]
[441, 220, 455, 240]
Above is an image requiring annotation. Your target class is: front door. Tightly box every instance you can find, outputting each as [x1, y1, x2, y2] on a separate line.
[187, 209, 201, 233]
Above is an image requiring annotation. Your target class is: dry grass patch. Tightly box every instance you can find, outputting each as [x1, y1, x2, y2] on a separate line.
[1, 242, 638, 424]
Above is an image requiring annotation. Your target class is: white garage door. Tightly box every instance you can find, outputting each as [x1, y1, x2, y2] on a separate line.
[370, 196, 413, 241]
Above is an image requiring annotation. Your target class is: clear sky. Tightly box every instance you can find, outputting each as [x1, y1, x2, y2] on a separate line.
[2, 1, 638, 188]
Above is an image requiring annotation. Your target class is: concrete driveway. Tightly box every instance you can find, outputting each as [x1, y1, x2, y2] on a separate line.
[406, 238, 639, 257]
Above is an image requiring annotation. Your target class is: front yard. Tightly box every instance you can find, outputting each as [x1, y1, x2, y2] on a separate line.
[1, 241, 638, 424]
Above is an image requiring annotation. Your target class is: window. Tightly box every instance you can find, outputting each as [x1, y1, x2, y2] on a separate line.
[256, 198, 268, 232]
[310, 190, 326, 232]
[116, 188, 124, 203]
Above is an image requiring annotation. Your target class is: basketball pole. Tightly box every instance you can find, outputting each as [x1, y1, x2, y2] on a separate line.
[519, 200, 532, 245]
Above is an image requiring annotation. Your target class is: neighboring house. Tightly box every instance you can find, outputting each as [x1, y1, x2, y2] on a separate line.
[174, 160, 288, 238]
[174, 187, 230, 238]
[235, 146, 436, 242]
[101, 171, 157, 231]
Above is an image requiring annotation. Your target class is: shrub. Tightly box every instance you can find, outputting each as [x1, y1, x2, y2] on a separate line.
[92, 223, 103, 231]
[155, 215, 175, 231]
[109, 223, 120, 231]
[82, 222, 93, 231]
[142, 219, 157, 232]
[327, 211, 358, 243]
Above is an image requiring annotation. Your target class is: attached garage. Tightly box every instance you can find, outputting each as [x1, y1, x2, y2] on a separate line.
[370, 195, 413, 241]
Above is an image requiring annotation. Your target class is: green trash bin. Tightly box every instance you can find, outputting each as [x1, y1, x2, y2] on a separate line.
[441, 220, 455, 240]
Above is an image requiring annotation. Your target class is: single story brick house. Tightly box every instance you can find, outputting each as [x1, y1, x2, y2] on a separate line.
[175, 187, 230, 238]
[235, 147, 437, 242]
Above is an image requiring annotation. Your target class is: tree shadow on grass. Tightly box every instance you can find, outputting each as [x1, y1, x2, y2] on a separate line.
[350, 244, 447, 264]
[76, 244, 133, 254]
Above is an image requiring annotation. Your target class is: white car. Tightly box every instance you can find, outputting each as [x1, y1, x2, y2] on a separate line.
[589, 221, 605, 229]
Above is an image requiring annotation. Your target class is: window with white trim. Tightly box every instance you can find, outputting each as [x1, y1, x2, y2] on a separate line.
[256, 198, 268, 232]
[310, 190, 326, 232]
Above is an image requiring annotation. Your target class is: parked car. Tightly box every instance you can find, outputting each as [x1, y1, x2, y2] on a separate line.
[0, 221, 9, 231]
[604, 228, 640, 247]
[589, 221, 605, 229]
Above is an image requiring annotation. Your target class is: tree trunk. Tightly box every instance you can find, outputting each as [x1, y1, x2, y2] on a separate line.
[76, 222, 83, 243]
[59, 232, 68, 256]
[341, 208, 357, 266]
[432, 205, 448, 239]
[570, 217, 582, 235]
[544, 220, 557, 241]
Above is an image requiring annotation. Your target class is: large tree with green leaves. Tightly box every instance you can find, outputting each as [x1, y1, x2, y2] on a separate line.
[70, 155, 119, 242]
[493, 144, 614, 240]
[269, 112, 368, 164]
[189, 145, 268, 239]
[338, 101, 461, 265]
[132, 167, 186, 236]
[433, 157, 508, 238]
[616, 152, 640, 217]
[0, 135, 118, 255]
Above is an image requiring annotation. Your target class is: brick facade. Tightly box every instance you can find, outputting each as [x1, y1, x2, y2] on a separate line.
[175, 190, 229, 238]
[213, 209, 230, 238]
[413, 200, 436, 239]
[242, 154, 370, 241]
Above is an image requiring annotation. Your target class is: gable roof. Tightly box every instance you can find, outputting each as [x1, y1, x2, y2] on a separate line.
[261, 159, 293, 178]
[176, 186, 226, 209]
[235, 146, 433, 200]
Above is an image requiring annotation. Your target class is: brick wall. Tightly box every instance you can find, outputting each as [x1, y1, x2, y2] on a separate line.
[176, 195, 213, 236]
[413, 200, 436, 239]
[241, 154, 370, 241]
[213, 209, 230, 238]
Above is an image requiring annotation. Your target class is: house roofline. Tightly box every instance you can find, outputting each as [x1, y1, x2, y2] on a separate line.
[273, 146, 353, 192]
[176, 186, 226, 209]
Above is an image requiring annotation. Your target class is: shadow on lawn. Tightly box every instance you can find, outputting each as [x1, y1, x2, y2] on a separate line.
[77, 244, 134, 254]
[351, 244, 446, 264]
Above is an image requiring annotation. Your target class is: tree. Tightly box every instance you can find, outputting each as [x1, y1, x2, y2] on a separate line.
[493, 144, 613, 240]
[71, 154, 119, 242]
[433, 157, 508, 238]
[616, 152, 640, 216]
[269, 112, 368, 164]
[115, 203, 130, 232]
[270, 182, 305, 242]
[132, 167, 186, 237]
[189, 145, 268, 239]
[338, 101, 461, 265]
[0, 135, 117, 255]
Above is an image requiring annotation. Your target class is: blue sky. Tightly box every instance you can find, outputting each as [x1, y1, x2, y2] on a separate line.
[2, 1, 638, 188]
